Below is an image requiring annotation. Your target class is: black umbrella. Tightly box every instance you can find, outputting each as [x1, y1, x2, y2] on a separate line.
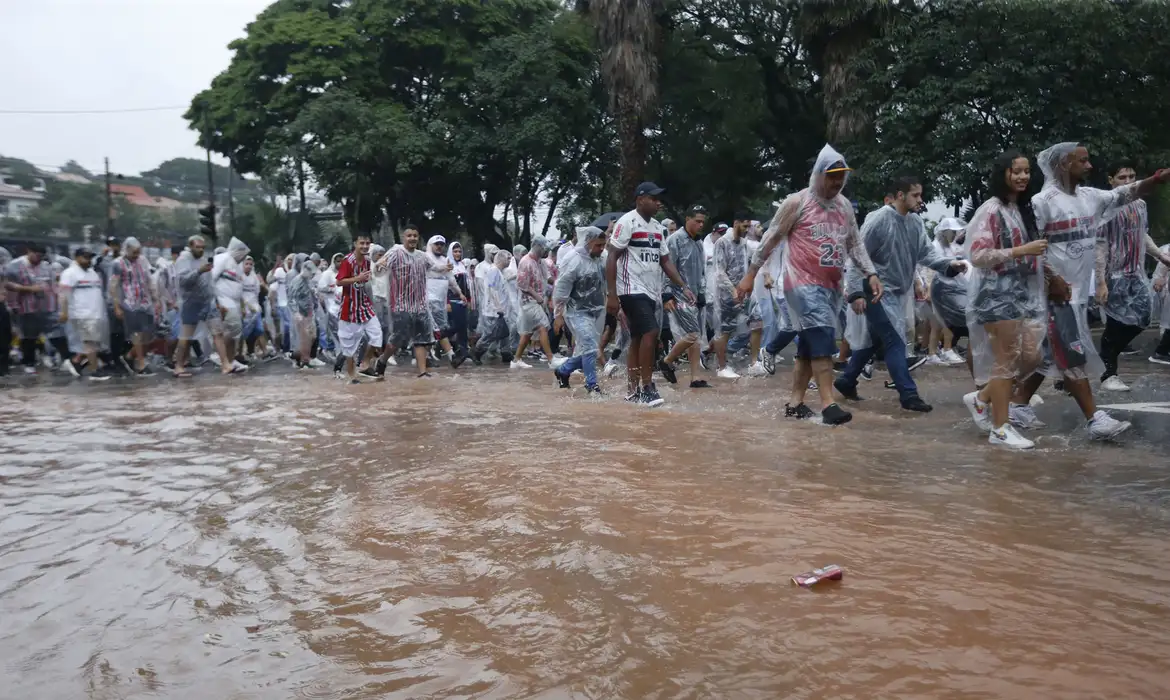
[589, 212, 623, 229]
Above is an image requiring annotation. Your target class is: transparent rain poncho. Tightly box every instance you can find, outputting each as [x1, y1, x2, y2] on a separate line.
[963, 197, 1047, 385]
[286, 254, 316, 350]
[752, 144, 875, 333]
[841, 204, 954, 349]
[552, 229, 607, 356]
[929, 218, 970, 329]
[211, 236, 249, 311]
[1154, 244, 1170, 330]
[476, 244, 500, 334]
[1033, 142, 1141, 379]
[1099, 199, 1154, 327]
[711, 231, 759, 337]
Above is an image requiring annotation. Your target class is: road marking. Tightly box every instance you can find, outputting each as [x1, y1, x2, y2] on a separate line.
[1097, 402, 1170, 415]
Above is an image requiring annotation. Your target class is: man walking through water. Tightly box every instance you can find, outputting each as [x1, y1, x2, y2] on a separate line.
[335, 234, 383, 384]
[1010, 142, 1170, 439]
[374, 226, 436, 378]
[735, 144, 881, 425]
[659, 205, 712, 388]
[833, 175, 966, 412]
[606, 182, 695, 407]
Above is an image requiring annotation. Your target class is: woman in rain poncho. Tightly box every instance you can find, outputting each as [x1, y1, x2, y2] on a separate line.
[960, 151, 1050, 448]
[286, 253, 318, 369]
[423, 235, 468, 365]
[927, 217, 970, 367]
[735, 143, 880, 425]
[471, 250, 515, 364]
[1095, 160, 1170, 391]
[476, 243, 500, 340]
[1152, 246, 1170, 364]
[317, 252, 343, 362]
[446, 241, 473, 358]
[1008, 142, 1170, 440]
[838, 175, 963, 410]
[551, 227, 608, 392]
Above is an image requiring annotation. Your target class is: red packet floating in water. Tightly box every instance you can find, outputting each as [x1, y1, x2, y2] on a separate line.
[792, 564, 843, 588]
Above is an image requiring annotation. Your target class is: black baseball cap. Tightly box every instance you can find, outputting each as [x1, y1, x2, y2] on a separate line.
[686, 204, 708, 217]
[106, 235, 120, 246]
[75, 247, 95, 258]
[634, 181, 665, 198]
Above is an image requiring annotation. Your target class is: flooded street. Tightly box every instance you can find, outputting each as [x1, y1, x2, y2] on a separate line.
[3, 363, 1170, 699]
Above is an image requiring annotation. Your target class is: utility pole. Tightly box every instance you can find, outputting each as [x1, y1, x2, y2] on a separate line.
[104, 157, 114, 237]
[227, 161, 236, 236]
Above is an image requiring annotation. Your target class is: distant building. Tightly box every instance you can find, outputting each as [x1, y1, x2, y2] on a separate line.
[0, 183, 44, 221]
[109, 183, 189, 210]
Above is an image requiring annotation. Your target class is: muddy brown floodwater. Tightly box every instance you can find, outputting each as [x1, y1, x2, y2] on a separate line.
[2, 368, 1170, 699]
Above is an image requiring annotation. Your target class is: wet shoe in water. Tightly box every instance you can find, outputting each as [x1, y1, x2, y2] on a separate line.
[833, 377, 863, 401]
[717, 366, 740, 379]
[625, 388, 642, 403]
[554, 369, 571, 389]
[1088, 410, 1131, 441]
[586, 384, 603, 396]
[901, 395, 933, 413]
[762, 351, 777, 375]
[1149, 352, 1170, 366]
[861, 360, 874, 381]
[641, 383, 665, 407]
[989, 424, 1034, 449]
[1009, 403, 1046, 429]
[906, 355, 928, 372]
[821, 402, 852, 425]
[689, 379, 711, 388]
[359, 367, 380, 380]
[963, 391, 993, 432]
[1121, 344, 1140, 355]
[1100, 375, 1130, 392]
[785, 402, 816, 420]
[657, 359, 678, 384]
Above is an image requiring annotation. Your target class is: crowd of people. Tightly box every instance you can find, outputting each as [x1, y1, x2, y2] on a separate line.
[3, 141, 1169, 450]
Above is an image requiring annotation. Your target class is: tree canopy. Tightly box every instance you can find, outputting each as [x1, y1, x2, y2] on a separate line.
[186, 0, 1170, 246]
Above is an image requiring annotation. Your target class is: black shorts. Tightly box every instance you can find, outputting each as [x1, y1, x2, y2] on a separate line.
[619, 294, 659, 337]
[604, 312, 618, 333]
[947, 324, 969, 340]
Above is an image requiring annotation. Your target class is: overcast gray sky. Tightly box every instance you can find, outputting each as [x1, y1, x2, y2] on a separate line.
[1, 0, 271, 177]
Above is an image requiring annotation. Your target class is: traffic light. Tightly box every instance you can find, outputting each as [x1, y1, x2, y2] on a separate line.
[198, 204, 217, 239]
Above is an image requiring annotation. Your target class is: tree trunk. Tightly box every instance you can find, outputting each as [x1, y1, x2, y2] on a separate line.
[540, 188, 566, 238]
[821, 23, 877, 145]
[617, 98, 646, 210]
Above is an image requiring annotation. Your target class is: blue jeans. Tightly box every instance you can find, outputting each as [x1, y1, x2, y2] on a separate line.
[277, 306, 291, 350]
[838, 299, 918, 402]
[556, 353, 598, 388]
[727, 330, 751, 355]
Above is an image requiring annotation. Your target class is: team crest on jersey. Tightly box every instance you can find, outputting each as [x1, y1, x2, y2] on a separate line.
[1069, 341, 1083, 353]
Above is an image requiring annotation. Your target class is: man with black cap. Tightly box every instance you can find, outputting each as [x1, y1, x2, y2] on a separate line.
[660, 205, 711, 388]
[58, 247, 111, 380]
[605, 181, 695, 406]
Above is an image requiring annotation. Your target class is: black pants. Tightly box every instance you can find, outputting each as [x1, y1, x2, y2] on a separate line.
[1099, 316, 1145, 380]
[448, 302, 469, 353]
[0, 306, 11, 375]
[1155, 329, 1170, 356]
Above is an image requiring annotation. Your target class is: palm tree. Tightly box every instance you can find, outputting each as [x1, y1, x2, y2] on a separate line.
[579, 0, 664, 205]
[798, 0, 897, 144]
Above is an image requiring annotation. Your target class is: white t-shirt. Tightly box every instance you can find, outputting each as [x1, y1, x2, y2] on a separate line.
[211, 251, 244, 308]
[241, 271, 261, 312]
[273, 266, 288, 307]
[609, 209, 668, 299]
[317, 268, 340, 316]
[59, 263, 105, 320]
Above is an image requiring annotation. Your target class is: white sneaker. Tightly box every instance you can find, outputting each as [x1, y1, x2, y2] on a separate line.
[209, 352, 222, 367]
[941, 349, 965, 365]
[550, 356, 568, 370]
[510, 359, 533, 369]
[387, 355, 398, 366]
[231, 360, 249, 373]
[62, 358, 80, 378]
[1009, 403, 1046, 429]
[1029, 393, 1045, 406]
[963, 391, 994, 432]
[1088, 410, 1131, 441]
[308, 357, 326, 368]
[1100, 375, 1130, 392]
[808, 380, 818, 390]
[745, 361, 767, 377]
[989, 423, 1034, 449]
[717, 367, 740, 379]
[603, 361, 620, 377]
[925, 354, 947, 366]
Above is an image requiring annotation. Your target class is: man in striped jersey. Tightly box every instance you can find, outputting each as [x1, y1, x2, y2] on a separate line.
[336, 234, 383, 384]
[374, 226, 436, 378]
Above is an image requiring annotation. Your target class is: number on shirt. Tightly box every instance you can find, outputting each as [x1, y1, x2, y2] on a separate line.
[818, 242, 843, 268]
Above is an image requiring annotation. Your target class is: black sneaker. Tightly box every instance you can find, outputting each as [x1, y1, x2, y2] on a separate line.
[359, 366, 379, 380]
[1149, 352, 1170, 366]
[136, 367, 156, 377]
[785, 402, 815, 420]
[625, 388, 641, 403]
[906, 355, 928, 372]
[689, 379, 711, 388]
[500, 352, 514, 364]
[821, 402, 853, 425]
[641, 383, 665, 407]
[699, 351, 712, 371]
[375, 359, 388, 377]
[861, 361, 874, 380]
[471, 348, 485, 366]
[901, 395, 933, 413]
[1121, 344, 1139, 355]
[417, 371, 432, 378]
[554, 369, 571, 389]
[450, 349, 468, 369]
[833, 376, 863, 401]
[89, 368, 112, 382]
[762, 352, 776, 375]
[657, 359, 678, 384]
[586, 384, 603, 396]
[884, 380, 897, 390]
[349, 378, 360, 385]
[833, 360, 848, 372]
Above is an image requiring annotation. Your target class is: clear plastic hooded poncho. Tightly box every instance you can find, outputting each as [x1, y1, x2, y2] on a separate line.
[368, 244, 388, 299]
[842, 203, 955, 350]
[710, 228, 759, 339]
[552, 227, 607, 356]
[962, 195, 1047, 386]
[928, 218, 970, 329]
[175, 238, 214, 305]
[424, 235, 457, 304]
[286, 253, 315, 316]
[752, 144, 874, 334]
[1099, 198, 1153, 327]
[211, 236, 249, 308]
[1153, 244, 1170, 330]
[476, 244, 500, 334]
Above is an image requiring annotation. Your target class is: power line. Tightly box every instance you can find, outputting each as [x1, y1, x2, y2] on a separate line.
[0, 105, 188, 115]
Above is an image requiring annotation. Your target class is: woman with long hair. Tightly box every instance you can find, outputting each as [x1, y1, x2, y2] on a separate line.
[961, 151, 1050, 449]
